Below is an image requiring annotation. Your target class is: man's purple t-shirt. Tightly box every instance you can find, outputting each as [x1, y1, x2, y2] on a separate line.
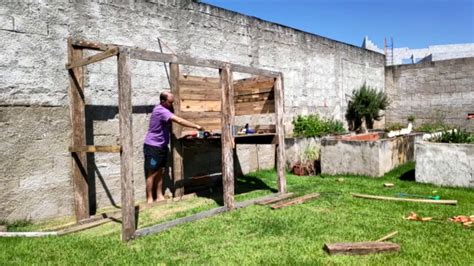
[144, 104, 173, 148]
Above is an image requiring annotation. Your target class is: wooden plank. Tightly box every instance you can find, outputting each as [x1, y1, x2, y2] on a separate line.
[170, 63, 184, 198]
[235, 100, 275, 116]
[71, 38, 281, 77]
[235, 92, 274, 103]
[135, 193, 280, 237]
[323, 242, 400, 255]
[179, 75, 220, 85]
[270, 193, 319, 209]
[256, 192, 294, 205]
[71, 38, 114, 51]
[350, 193, 457, 205]
[66, 47, 119, 69]
[117, 47, 136, 242]
[180, 92, 221, 101]
[181, 100, 221, 112]
[274, 75, 286, 193]
[69, 145, 121, 153]
[130, 49, 177, 63]
[67, 37, 89, 222]
[0, 232, 59, 237]
[234, 78, 274, 93]
[220, 64, 235, 210]
[180, 111, 221, 119]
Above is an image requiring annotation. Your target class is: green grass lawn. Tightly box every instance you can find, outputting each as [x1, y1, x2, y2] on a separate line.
[1, 162, 473, 265]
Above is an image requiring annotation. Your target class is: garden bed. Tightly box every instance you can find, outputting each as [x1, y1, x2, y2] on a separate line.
[415, 141, 474, 188]
[321, 132, 422, 177]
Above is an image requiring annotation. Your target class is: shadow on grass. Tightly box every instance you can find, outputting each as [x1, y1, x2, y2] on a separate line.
[399, 169, 416, 181]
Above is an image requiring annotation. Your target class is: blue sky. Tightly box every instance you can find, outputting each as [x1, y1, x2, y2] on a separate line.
[201, 0, 474, 49]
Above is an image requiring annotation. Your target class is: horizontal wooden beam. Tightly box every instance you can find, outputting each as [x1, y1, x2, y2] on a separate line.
[71, 38, 115, 51]
[270, 193, 320, 209]
[65, 47, 119, 69]
[135, 193, 281, 238]
[69, 145, 122, 153]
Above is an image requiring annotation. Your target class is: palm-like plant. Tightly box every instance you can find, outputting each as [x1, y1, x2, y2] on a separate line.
[345, 84, 390, 130]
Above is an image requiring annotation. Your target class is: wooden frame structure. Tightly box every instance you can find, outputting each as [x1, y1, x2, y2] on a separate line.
[67, 37, 286, 241]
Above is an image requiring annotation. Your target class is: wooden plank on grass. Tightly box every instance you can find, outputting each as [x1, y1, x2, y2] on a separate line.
[66, 47, 118, 69]
[270, 193, 320, 209]
[350, 193, 457, 205]
[323, 242, 400, 255]
[256, 193, 294, 205]
[134, 193, 281, 238]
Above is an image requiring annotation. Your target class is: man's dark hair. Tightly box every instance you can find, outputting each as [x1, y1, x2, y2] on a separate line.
[160, 91, 171, 103]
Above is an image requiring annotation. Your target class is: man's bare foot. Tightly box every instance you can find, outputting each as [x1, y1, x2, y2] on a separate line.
[155, 195, 165, 202]
[147, 198, 154, 204]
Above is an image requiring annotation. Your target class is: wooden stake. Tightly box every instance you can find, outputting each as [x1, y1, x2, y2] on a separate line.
[324, 242, 400, 255]
[220, 64, 235, 210]
[351, 193, 457, 205]
[270, 193, 320, 209]
[118, 47, 136, 242]
[376, 231, 398, 242]
[274, 74, 286, 193]
[67, 37, 89, 221]
[170, 63, 185, 197]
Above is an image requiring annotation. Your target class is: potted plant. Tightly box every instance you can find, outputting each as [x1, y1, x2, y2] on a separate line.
[292, 144, 320, 176]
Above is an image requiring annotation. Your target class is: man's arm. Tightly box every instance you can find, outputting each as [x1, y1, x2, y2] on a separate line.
[170, 115, 203, 130]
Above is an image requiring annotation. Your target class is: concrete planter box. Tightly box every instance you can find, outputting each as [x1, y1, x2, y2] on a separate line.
[415, 141, 474, 188]
[321, 133, 422, 177]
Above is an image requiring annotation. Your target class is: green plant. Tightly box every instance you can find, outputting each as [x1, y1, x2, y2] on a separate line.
[292, 114, 345, 137]
[431, 129, 474, 144]
[407, 115, 416, 123]
[345, 84, 390, 130]
[415, 122, 451, 133]
[293, 144, 320, 175]
[386, 122, 404, 131]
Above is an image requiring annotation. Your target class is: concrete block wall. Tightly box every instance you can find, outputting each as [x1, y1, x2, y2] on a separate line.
[0, 0, 385, 221]
[385, 57, 474, 131]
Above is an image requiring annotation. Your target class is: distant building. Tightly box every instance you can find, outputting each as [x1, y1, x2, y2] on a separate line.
[362, 36, 474, 65]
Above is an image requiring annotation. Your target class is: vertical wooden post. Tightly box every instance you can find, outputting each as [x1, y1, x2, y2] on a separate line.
[170, 63, 184, 197]
[274, 74, 286, 193]
[220, 64, 235, 210]
[117, 47, 135, 241]
[67, 37, 89, 221]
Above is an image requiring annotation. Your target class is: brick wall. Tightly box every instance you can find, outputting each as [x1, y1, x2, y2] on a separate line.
[385, 57, 474, 131]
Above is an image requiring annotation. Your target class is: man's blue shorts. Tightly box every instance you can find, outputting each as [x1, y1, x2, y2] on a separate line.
[143, 144, 168, 173]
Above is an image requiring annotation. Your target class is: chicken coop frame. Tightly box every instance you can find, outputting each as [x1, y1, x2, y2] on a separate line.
[67, 37, 286, 241]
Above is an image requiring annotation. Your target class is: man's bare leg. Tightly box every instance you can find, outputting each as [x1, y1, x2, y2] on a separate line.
[146, 170, 159, 204]
[154, 167, 165, 201]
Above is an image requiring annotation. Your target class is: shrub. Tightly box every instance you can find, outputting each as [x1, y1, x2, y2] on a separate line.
[292, 114, 345, 137]
[407, 115, 416, 123]
[431, 129, 474, 144]
[345, 84, 390, 130]
[415, 122, 451, 133]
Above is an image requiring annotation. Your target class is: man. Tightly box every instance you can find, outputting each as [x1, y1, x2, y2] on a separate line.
[144, 91, 203, 203]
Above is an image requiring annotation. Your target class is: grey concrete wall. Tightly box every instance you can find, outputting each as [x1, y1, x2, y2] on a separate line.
[385, 57, 474, 131]
[415, 142, 474, 188]
[0, 0, 385, 221]
[321, 134, 420, 177]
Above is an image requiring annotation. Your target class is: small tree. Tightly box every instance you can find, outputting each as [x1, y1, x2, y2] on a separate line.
[345, 84, 390, 130]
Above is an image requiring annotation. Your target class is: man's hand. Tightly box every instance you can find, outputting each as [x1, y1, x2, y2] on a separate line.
[196, 125, 204, 131]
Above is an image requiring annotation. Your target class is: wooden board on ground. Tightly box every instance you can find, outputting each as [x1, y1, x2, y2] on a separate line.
[323, 242, 400, 255]
[270, 193, 320, 209]
[256, 193, 294, 205]
[135, 193, 281, 238]
[351, 193, 457, 205]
